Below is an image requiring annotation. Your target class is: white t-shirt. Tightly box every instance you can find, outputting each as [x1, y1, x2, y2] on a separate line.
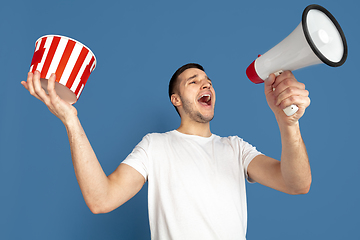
[122, 130, 262, 240]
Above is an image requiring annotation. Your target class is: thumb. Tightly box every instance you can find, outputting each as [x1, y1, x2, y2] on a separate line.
[264, 73, 276, 95]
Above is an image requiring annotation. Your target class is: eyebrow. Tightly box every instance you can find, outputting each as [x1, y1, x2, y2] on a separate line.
[186, 74, 212, 82]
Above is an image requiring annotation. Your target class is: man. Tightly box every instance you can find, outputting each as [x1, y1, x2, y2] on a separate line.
[21, 63, 311, 239]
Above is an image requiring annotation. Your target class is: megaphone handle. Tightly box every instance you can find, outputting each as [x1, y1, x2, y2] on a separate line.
[272, 70, 299, 116]
[283, 104, 299, 116]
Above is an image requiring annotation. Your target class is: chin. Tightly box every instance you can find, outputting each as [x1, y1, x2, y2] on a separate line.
[196, 113, 214, 123]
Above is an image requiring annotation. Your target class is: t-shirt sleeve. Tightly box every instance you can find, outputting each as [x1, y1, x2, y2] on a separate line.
[238, 137, 262, 183]
[121, 135, 150, 181]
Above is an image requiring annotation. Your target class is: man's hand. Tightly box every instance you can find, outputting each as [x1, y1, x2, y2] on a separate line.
[21, 71, 78, 125]
[264, 71, 310, 126]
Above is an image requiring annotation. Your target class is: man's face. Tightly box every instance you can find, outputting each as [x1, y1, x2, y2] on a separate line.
[174, 68, 216, 123]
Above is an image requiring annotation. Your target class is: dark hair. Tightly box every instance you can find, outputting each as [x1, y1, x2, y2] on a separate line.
[169, 63, 205, 115]
[169, 63, 205, 99]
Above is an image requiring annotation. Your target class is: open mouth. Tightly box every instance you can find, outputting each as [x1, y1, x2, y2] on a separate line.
[198, 94, 212, 106]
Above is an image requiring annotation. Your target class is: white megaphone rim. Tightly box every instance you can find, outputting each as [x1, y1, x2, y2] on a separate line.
[302, 4, 348, 67]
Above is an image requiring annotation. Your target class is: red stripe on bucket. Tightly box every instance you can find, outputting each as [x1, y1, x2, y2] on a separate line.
[31, 38, 47, 72]
[55, 40, 76, 82]
[75, 56, 95, 96]
[66, 47, 89, 89]
[74, 83, 84, 98]
[41, 36, 61, 79]
[81, 57, 95, 85]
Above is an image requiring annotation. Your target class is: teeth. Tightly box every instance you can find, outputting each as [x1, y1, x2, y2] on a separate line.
[198, 94, 210, 101]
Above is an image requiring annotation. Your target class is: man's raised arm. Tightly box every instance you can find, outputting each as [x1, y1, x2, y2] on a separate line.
[247, 71, 312, 195]
[21, 71, 145, 213]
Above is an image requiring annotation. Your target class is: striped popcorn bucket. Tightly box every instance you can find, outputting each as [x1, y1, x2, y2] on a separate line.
[29, 35, 96, 104]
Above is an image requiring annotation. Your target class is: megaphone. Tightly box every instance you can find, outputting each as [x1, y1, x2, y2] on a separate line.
[246, 4, 347, 116]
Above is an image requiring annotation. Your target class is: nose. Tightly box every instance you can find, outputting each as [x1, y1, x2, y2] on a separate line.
[201, 79, 211, 89]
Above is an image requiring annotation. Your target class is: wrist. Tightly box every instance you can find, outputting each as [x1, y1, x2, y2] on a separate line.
[63, 114, 81, 130]
[278, 120, 302, 143]
[274, 109, 301, 127]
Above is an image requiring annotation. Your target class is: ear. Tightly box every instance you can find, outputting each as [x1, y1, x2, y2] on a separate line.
[171, 93, 182, 108]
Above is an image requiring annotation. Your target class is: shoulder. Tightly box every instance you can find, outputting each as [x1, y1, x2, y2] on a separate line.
[144, 130, 176, 138]
[214, 134, 242, 144]
[214, 134, 258, 150]
[141, 130, 177, 143]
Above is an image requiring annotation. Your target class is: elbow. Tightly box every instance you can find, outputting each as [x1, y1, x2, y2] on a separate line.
[89, 206, 104, 215]
[288, 181, 312, 195]
[291, 186, 310, 195]
[88, 199, 123, 214]
[88, 205, 104, 214]
[87, 202, 111, 215]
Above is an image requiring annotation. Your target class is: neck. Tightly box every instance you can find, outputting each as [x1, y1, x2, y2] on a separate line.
[177, 120, 212, 137]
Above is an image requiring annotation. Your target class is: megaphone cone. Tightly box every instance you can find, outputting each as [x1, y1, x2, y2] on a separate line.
[246, 4, 347, 116]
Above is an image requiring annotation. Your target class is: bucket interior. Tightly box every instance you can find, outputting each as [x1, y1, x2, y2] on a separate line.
[40, 78, 78, 104]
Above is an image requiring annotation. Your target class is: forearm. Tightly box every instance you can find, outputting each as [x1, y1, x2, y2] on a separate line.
[22, 72, 115, 211]
[278, 121, 312, 194]
[64, 116, 110, 210]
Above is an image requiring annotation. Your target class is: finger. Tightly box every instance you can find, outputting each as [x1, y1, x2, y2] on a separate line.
[279, 95, 310, 112]
[273, 73, 306, 101]
[276, 87, 309, 106]
[272, 71, 298, 89]
[21, 72, 32, 90]
[264, 73, 276, 95]
[32, 71, 51, 104]
[47, 73, 61, 103]
[272, 75, 306, 102]
[47, 73, 56, 95]
[277, 89, 308, 109]
[27, 71, 43, 101]
[265, 73, 276, 86]
[21, 81, 28, 89]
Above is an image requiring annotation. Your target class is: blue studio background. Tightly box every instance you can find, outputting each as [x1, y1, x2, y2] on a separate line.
[1, 0, 359, 239]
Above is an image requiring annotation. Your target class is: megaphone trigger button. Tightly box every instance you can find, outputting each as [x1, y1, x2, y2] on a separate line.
[274, 70, 284, 77]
